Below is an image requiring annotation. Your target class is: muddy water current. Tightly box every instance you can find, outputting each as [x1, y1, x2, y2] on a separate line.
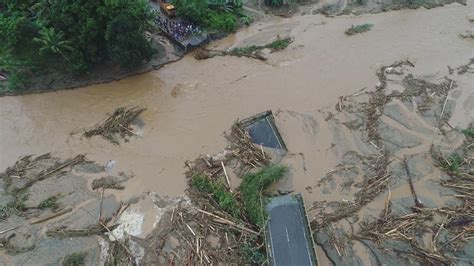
[1, 2, 473, 264]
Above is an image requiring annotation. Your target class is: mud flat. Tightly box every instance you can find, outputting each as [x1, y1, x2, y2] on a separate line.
[0, 1, 473, 264]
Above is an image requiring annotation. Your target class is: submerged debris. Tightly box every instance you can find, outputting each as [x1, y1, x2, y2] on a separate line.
[62, 252, 86, 266]
[84, 106, 146, 145]
[195, 37, 293, 61]
[311, 60, 472, 264]
[92, 176, 125, 190]
[345, 23, 373, 35]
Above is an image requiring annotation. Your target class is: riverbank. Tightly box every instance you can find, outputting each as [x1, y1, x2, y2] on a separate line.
[0, 35, 183, 97]
[0, 0, 468, 97]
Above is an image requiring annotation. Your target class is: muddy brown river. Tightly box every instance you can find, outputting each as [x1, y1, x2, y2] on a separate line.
[1, 2, 473, 264]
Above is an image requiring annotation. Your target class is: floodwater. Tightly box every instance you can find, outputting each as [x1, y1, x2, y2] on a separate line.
[0, 1, 473, 263]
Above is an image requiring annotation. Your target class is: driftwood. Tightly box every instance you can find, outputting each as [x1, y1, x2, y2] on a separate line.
[84, 106, 146, 145]
[29, 207, 73, 225]
[197, 208, 258, 235]
[195, 48, 267, 61]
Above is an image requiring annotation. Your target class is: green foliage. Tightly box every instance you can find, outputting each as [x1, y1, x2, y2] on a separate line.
[229, 37, 292, 57]
[461, 128, 474, 138]
[345, 23, 373, 35]
[33, 27, 74, 59]
[269, 0, 283, 6]
[174, 0, 209, 23]
[265, 37, 292, 51]
[105, 10, 154, 68]
[239, 165, 287, 228]
[0, 10, 38, 49]
[38, 196, 59, 210]
[173, 0, 240, 32]
[191, 174, 241, 217]
[7, 193, 28, 212]
[0, 0, 155, 91]
[239, 14, 252, 26]
[63, 252, 86, 266]
[442, 153, 462, 175]
[239, 236, 266, 264]
[0, 206, 13, 220]
[204, 10, 237, 32]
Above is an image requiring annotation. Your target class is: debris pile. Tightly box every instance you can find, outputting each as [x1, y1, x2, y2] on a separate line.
[186, 122, 270, 180]
[345, 23, 373, 35]
[84, 106, 146, 145]
[0, 154, 139, 264]
[143, 197, 260, 264]
[195, 37, 293, 61]
[310, 59, 473, 264]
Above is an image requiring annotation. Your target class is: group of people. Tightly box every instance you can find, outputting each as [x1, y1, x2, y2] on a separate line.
[156, 16, 202, 42]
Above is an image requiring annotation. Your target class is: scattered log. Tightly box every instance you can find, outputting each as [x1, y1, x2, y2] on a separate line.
[29, 207, 73, 225]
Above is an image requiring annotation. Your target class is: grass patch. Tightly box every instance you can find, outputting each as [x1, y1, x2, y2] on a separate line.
[62, 252, 86, 266]
[239, 236, 266, 264]
[6, 192, 28, 213]
[191, 174, 241, 217]
[239, 164, 287, 228]
[38, 195, 59, 210]
[442, 153, 463, 175]
[461, 128, 474, 138]
[229, 37, 292, 57]
[345, 23, 373, 35]
[0, 206, 13, 220]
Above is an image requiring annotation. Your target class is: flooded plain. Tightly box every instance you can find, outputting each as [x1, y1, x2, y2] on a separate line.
[1, 1, 473, 264]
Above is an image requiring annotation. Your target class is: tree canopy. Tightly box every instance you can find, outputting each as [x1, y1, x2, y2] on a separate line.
[0, 0, 155, 89]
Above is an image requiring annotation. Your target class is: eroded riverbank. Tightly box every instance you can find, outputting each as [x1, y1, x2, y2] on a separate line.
[1, 1, 473, 264]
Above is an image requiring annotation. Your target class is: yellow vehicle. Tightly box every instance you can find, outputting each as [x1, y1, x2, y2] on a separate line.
[159, 0, 176, 17]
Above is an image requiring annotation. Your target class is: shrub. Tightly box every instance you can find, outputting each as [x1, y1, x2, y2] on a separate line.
[38, 196, 59, 209]
[442, 153, 463, 175]
[345, 23, 373, 35]
[461, 128, 474, 138]
[239, 165, 287, 228]
[239, 236, 266, 264]
[265, 37, 292, 51]
[105, 12, 154, 68]
[173, 0, 240, 32]
[191, 174, 241, 217]
[204, 10, 237, 32]
[63, 252, 86, 266]
[228, 37, 292, 57]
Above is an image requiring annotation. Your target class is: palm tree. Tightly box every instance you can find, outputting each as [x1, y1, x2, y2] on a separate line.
[33, 27, 74, 61]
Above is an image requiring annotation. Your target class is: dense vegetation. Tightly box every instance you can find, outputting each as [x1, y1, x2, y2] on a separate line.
[229, 37, 292, 56]
[0, 0, 155, 91]
[239, 164, 287, 227]
[192, 173, 241, 217]
[173, 0, 248, 32]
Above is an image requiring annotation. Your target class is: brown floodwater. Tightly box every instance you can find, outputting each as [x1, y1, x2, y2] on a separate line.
[0, 1, 473, 263]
